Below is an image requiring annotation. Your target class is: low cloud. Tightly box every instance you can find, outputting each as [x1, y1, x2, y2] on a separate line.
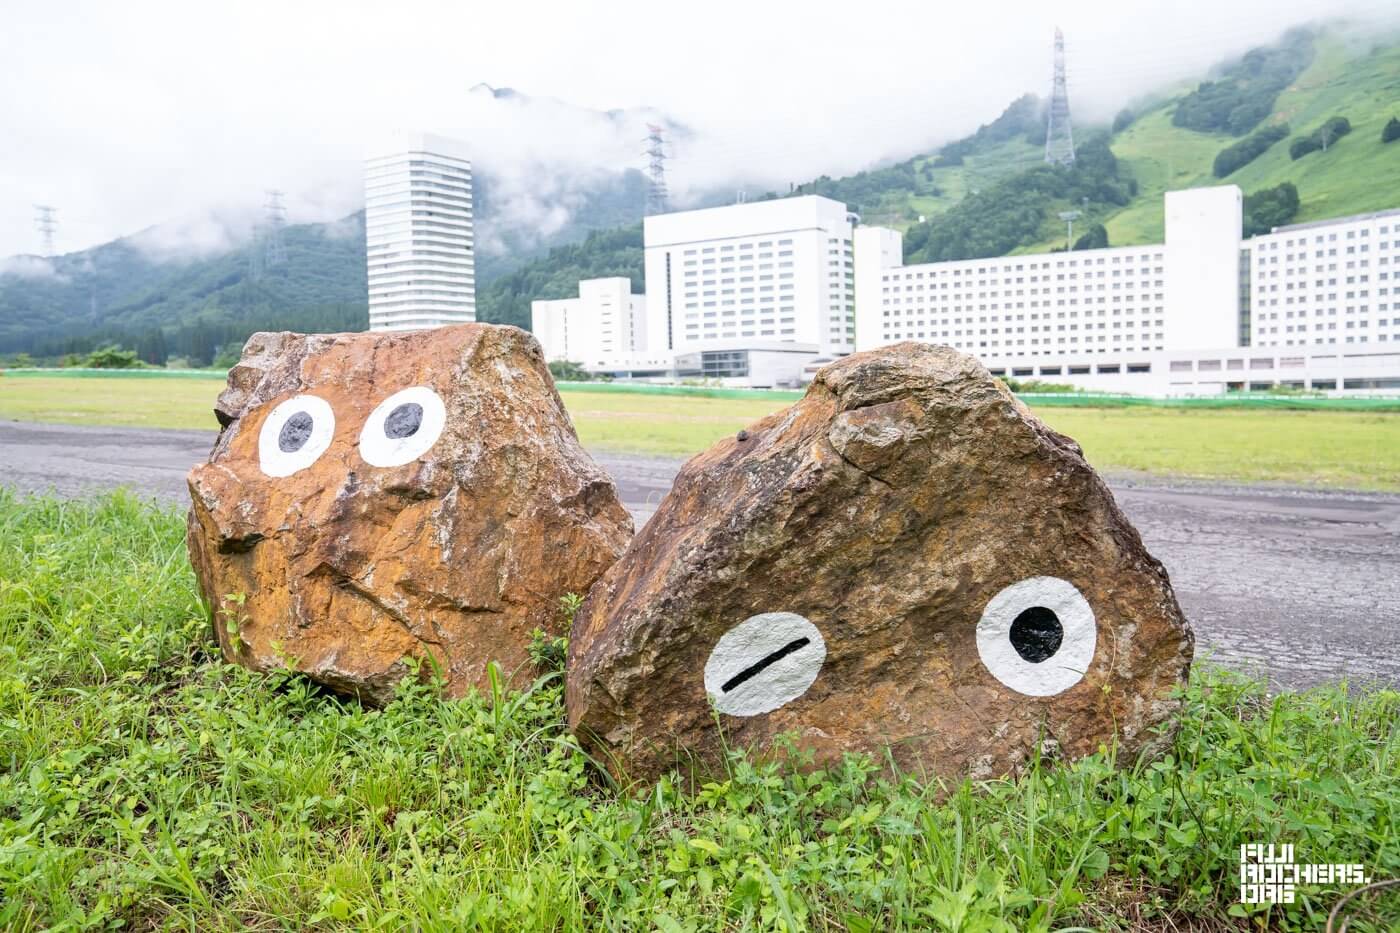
[125, 206, 261, 263]
[0, 255, 62, 280]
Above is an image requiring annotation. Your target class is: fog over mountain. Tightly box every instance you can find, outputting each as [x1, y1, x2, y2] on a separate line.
[2, 0, 1399, 260]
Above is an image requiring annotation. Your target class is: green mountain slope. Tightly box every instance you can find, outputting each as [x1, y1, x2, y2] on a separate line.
[790, 94, 1046, 229]
[0, 217, 369, 363]
[1095, 30, 1400, 249]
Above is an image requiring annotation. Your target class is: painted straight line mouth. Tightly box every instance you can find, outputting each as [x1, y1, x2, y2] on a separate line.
[721, 637, 812, 693]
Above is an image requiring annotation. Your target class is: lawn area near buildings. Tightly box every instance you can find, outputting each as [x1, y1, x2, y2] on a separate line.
[1, 373, 1396, 491]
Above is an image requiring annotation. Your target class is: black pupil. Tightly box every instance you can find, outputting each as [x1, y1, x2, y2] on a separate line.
[384, 403, 423, 439]
[277, 412, 314, 453]
[1009, 606, 1063, 663]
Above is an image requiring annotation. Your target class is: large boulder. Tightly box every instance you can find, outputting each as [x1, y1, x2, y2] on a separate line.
[187, 324, 632, 703]
[567, 343, 1193, 785]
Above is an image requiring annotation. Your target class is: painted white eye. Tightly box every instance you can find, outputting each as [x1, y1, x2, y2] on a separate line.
[976, 576, 1096, 697]
[358, 386, 447, 468]
[257, 394, 335, 477]
[703, 612, 826, 717]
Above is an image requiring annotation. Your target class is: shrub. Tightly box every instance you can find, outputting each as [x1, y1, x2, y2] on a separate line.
[83, 345, 142, 369]
[548, 359, 592, 382]
[1290, 116, 1351, 160]
[1073, 223, 1109, 251]
[1213, 123, 1289, 177]
[1243, 182, 1301, 237]
[1002, 377, 1079, 393]
[1383, 116, 1400, 144]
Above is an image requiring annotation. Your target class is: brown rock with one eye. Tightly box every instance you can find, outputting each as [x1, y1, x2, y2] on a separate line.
[186, 323, 632, 704]
[566, 343, 1193, 785]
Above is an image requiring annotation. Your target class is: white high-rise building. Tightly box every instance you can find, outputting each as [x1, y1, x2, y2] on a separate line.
[365, 134, 475, 331]
[532, 277, 668, 376]
[642, 196, 856, 385]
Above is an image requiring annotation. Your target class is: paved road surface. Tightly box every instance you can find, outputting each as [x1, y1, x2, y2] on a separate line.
[3, 419, 1397, 690]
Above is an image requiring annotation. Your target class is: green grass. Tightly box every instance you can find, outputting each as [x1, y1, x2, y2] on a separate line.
[559, 389, 787, 459]
[0, 492, 1396, 929]
[0, 374, 226, 431]
[4, 374, 1398, 490]
[1038, 408, 1400, 491]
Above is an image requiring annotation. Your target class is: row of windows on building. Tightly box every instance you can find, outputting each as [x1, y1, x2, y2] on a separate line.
[918, 337, 1167, 354]
[682, 238, 798, 256]
[883, 251, 1164, 280]
[1254, 222, 1395, 249]
[365, 194, 472, 211]
[885, 281, 1165, 300]
[883, 269, 1165, 289]
[367, 248, 473, 262]
[370, 298, 475, 309]
[369, 261, 474, 275]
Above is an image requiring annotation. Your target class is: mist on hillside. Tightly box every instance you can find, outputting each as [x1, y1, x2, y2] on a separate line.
[3, 4, 1400, 263]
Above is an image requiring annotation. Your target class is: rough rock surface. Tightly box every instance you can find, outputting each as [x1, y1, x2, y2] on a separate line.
[567, 343, 1193, 784]
[188, 324, 632, 703]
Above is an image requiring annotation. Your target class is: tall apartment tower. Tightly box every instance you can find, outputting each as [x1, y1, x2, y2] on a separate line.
[365, 133, 475, 331]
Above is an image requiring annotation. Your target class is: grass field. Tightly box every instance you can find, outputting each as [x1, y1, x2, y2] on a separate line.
[0, 493, 1396, 929]
[2, 373, 1397, 491]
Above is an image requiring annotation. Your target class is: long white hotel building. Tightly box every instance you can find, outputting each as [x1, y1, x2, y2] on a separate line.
[531, 186, 1398, 393]
[856, 187, 1400, 394]
[365, 134, 476, 332]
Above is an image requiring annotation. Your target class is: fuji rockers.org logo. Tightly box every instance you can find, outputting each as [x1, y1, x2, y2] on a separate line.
[1238, 843, 1371, 905]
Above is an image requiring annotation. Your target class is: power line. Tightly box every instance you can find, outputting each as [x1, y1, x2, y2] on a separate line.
[33, 205, 57, 257]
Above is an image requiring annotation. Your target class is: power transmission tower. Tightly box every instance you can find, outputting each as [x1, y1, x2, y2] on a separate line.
[644, 124, 669, 215]
[34, 205, 57, 256]
[263, 189, 287, 268]
[1044, 27, 1076, 166]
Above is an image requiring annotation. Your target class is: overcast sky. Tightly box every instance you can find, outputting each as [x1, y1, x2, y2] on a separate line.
[2, 0, 1397, 259]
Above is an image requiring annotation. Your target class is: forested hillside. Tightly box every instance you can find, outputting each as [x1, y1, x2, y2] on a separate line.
[476, 226, 643, 331]
[0, 217, 368, 364]
[0, 171, 651, 364]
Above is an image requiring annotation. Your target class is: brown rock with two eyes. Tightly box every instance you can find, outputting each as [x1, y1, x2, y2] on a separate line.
[186, 324, 632, 703]
[566, 343, 1194, 786]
